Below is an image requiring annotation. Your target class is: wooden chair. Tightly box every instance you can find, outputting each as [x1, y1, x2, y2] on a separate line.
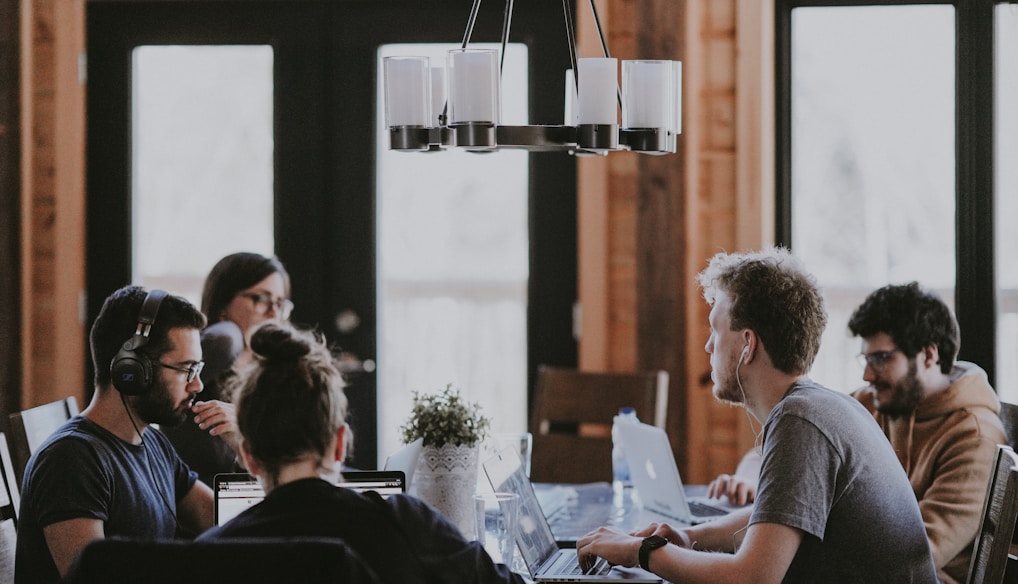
[8, 396, 80, 487]
[65, 536, 381, 584]
[528, 365, 668, 484]
[999, 402, 1018, 451]
[967, 445, 1018, 584]
[0, 432, 19, 584]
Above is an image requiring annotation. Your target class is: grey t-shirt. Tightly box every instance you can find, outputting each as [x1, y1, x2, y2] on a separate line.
[751, 381, 938, 584]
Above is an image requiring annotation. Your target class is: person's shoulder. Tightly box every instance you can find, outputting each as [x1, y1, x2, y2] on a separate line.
[35, 416, 106, 455]
[201, 321, 245, 380]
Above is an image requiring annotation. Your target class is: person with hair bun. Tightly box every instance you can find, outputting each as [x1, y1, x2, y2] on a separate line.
[198, 322, 524, 584]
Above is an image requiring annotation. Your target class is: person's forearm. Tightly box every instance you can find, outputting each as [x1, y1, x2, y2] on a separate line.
[682, 507, 752, 553]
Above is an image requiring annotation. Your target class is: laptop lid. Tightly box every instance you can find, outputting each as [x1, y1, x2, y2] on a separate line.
[482, 447, 561, 578]
[617, 422, 727, 524]
[483, 447, 662, 582]
[213, 470, 407, 526]
[383, 437, 423, 488]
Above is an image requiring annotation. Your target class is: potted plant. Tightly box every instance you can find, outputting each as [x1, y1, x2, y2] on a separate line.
[400, 384, 490, 536]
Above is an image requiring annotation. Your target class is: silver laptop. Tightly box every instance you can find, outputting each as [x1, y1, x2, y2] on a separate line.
[483, 447, 662, 582]
[617, 422, 730, 525]
[213, 470, 406, 526]
[383, 437, 423, 489]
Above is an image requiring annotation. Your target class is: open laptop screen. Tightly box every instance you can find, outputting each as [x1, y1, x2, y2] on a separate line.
[213, 470, 406, 526]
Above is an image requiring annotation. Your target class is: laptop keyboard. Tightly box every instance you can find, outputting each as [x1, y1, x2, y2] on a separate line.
[550, 552, 612, 576]
[688, 500, 728, 517]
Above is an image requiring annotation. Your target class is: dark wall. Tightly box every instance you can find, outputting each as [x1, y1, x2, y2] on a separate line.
[0, 0, 21, 430]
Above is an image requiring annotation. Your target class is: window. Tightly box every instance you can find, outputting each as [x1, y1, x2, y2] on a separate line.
[375, 43, 530, 463]
[778, 1, 1009, 397]
[787, 5, 955, 395]
[132, 45, 275, 303]
[996, 4, 1018, 401]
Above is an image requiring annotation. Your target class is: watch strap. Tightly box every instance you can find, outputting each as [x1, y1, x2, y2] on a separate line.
[639, 535, 668, 571]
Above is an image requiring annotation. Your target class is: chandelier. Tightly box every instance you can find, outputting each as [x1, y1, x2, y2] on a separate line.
[382, 0, 682, 156]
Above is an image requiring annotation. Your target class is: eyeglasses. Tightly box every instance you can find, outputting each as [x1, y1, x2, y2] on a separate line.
[857, 349, 901, 372]
[239, 292, 294, 320]
[158, 361, 205, 383]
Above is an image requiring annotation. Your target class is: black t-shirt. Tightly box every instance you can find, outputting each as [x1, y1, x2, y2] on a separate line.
[15, 416, 197, 584]
[199, 477, 524, 584]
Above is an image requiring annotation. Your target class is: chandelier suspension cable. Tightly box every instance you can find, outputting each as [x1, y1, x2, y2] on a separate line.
[561, 0, 579, 91]
[461, 0, 484, 49]
[500, 0, 514, 73]
[585, 0, 623, 110]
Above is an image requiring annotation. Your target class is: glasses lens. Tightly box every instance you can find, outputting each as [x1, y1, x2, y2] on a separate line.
[860, 350, 896, 371]
[278, 299, 294, 320]
[188, 361, 205, 383]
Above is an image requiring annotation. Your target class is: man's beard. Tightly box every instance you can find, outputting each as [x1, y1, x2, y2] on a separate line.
[713, 357, 745, 405]
[132, 377, 191, 427]
[874, 361, 924, 418]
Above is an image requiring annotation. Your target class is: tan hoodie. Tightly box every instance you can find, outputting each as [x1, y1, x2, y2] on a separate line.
[853, 361, 1006, 584]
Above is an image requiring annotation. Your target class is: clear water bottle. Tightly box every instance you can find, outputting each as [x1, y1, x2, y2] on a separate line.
[611, 407, 639, 492]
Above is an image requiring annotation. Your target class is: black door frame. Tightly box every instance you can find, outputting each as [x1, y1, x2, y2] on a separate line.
[86, 0, 577, 467]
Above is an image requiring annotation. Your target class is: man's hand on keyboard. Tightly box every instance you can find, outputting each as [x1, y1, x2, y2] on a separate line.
[706, 473, 757, 506]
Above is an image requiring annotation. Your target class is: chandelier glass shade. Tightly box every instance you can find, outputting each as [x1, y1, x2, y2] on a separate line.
[382, 0, 682, 156]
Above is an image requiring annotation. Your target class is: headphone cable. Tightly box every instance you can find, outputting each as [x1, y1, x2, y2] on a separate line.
[120, 393, 193, 538]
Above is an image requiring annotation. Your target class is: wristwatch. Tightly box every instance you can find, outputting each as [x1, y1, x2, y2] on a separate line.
[639, 535, 668, 572]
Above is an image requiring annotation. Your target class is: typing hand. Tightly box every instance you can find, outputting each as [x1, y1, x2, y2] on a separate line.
[706, 473, 757, 506]
[576, 527, 641, 572]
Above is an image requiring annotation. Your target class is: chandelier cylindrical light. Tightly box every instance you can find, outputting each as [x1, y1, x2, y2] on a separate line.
[383, 56, 431, 128]
[623, 60, 673, 129]
[619, 59, 683, 154]
[447, 49, 500, 125]
[446, 48, 500, 150]
[576, 58, 617, 125]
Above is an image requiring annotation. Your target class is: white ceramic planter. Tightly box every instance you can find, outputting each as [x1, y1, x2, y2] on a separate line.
[412, 443, 479, 538]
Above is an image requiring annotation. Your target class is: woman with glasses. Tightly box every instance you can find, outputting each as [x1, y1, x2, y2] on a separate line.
[164, 252, 293, 486]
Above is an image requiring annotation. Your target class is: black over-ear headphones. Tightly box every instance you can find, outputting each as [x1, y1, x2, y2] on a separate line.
[110, 289, 167, 396]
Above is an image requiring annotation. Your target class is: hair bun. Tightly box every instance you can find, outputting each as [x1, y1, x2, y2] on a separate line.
[249, 322, 312, 362]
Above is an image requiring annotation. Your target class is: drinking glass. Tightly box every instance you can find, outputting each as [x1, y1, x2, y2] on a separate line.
[473, 492, 519, 566]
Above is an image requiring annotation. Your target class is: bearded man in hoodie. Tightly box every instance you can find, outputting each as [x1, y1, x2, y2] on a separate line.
[848, 281, 1006, 584]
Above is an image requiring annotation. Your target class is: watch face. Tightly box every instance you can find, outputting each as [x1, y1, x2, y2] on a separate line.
[644, 535, 667, 548]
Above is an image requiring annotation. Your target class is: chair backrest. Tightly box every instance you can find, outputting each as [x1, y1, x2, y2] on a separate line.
[0, 517, 14, 584]
[0, 432, 20, 525]
[0, 432, 18, 584]
[967, 444, 1018, 584]
[8, 396, 80, 487]
[528, 365, 668, 484]
[65, 536, 381, 584]
[999, 402, 1018, 451]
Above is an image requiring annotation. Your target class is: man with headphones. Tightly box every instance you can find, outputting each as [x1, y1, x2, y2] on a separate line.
[15, 285, 232, 584]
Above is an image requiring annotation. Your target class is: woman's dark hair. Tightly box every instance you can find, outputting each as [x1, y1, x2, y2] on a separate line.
[848, 282, 959, 374]
[201, 252, 291, 324]
[224, 322, 348, 479]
